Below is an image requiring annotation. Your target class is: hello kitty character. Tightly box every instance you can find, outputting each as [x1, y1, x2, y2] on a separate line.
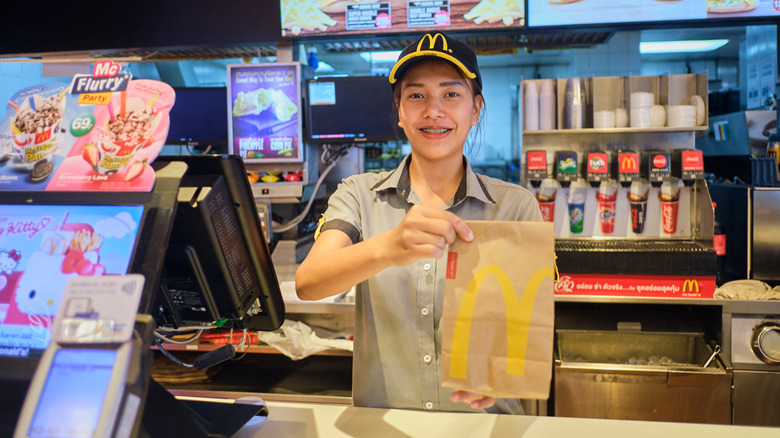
[15, 218, 104, 317]
[0, 249, 21, 290]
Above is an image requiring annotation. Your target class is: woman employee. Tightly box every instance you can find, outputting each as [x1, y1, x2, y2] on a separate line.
[295, 32, 542, 414]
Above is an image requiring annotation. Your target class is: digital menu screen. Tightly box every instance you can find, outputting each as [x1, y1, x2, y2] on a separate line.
[529, 0, 780, 28]
[280, 0, 525, 38]
[0, 204, 144, 355]
[227, 63, 303, 163]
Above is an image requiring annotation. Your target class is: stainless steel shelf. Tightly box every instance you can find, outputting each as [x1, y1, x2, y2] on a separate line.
[523, 126, 708, 135]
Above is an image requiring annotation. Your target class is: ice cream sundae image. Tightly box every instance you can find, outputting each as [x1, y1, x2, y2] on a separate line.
[8, 87, 68, 180]
[89, 94, 161, 175]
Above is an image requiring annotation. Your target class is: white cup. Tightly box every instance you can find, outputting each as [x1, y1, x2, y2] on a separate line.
[538, 80, 556, 130]
[594, 110, 616, 129]
[650, 105, 666, 127]
[630, 91, 654, 109]
[523, 82, 540, 131]
[630, 107, 651, 128]
[614, 108, 629, 128]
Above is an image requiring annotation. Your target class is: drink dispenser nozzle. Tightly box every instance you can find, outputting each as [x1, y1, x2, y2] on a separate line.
[612, 150, 641, 187]
[582, 150, 611, 187]
[641, 150, 672, 188]
[553, 150, 578, 188]
[672, 148, 704, 187]
[524, 150, 548, 188]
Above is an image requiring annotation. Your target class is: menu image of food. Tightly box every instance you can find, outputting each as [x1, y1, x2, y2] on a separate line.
[529, 0, 705, 26]
[228, 63, 302, 162]
[281, 0, 525, 37]
[707, 0, 779, 17]
[0, 71, 175, 192]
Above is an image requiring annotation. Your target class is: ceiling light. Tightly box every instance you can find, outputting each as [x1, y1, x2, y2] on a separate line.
[639, 39, 729, 54]
[359, 51, 402, 63]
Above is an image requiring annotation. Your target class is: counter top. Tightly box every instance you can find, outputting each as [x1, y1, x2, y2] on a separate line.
[233, 401, 780, 438]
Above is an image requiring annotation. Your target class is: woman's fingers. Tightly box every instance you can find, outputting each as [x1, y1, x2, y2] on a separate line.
[450, 390, 496, 409]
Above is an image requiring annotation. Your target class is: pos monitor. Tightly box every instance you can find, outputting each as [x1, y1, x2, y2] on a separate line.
[0, 177, 180, 437]
[151, 155, 285, 332]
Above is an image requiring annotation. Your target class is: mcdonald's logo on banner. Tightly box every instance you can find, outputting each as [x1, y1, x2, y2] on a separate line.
[619, 154, 639, 173]
[449, 265, 554, 378]
[682, 279, 700, 295]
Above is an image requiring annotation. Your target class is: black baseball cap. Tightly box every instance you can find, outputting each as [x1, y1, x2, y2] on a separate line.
[388, 32, 482, 93]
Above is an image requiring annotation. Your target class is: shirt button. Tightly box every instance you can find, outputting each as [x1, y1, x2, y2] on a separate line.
[424, 263, 431, 271]
[423, 354, 432, 363]
[421, 307, 429, 316]
[425, 401, 434, 410]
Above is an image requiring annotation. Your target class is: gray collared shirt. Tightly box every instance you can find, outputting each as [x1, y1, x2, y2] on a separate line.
[319, 154, 542, 414]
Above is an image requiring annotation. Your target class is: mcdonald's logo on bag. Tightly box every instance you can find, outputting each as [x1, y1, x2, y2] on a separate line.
[682, 279, 700, 295]
[449, 265, 554, 378]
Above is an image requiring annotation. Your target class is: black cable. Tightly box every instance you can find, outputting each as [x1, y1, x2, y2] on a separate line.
[153, 336, 195, 368]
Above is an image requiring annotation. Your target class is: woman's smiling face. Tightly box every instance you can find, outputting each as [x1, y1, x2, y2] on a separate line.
[396, 59, 483, 161]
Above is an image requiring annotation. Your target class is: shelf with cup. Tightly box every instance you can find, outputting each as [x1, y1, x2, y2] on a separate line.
[522, 126, 709, 135]
[521, 73, 708, 133]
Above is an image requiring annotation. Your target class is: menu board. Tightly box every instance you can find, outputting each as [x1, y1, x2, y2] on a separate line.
[0, 61, 175, 192]
[529, 0, 780, 27]
[0, 204, 143, 352]
[227, 63, 303, 163]
[280, 0, 525, 38]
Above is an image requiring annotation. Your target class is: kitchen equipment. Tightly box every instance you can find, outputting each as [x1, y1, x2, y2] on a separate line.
[554, 328, 731, 424]
[722, 308, 780, 427]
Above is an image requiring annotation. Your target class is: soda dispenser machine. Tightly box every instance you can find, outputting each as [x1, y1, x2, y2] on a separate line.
[524, 146, 714, 299]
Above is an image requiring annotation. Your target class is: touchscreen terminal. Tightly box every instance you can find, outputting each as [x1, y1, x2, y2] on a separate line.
[28, 349, 116, 438]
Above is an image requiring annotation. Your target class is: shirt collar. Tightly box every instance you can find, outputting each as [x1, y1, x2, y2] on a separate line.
[371, 154, 496, 206]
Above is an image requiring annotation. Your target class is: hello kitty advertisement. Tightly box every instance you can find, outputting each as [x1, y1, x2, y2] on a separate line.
[0, 60, 174, 192]
[0, 204, 142, 354]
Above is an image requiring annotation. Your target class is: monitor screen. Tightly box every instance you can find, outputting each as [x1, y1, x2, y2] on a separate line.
[280, 0, 525, 38]
[227, 63, 304, 163]
[28, 349, 116, 438]
[151, 155, 285, 331]
[0, 204, 144, 358]
[166, 87, 229, 153]
[528, 0, 780, 28]
[306, 76, 403, 144]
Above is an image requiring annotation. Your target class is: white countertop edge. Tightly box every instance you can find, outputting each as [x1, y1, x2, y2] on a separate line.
[233, 400, 780, 438]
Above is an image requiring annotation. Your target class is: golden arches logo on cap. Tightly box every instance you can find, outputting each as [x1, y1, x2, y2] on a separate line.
[389, 32, 479, 88]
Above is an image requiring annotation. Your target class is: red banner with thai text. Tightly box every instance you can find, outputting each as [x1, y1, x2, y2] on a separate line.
[554, 273, 716, 298]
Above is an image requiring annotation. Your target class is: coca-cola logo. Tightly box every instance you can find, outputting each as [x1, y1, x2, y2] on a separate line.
[682, 151, 703, 170]
[554, 275, 574, 293]
[653, 154, 668, 168]
[661, 203, 677, 233]
[527, 151, 547, 170]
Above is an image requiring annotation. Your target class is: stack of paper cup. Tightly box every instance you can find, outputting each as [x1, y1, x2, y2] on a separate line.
[649, 105, 666, 127]
[524, 81, 540, 131]
[594, 110, 615, 129]
[539, 80, 556, 130]
[615, 108, 629, 128]
[630, 92, 654, 128]
[667, 105, 696, 127]
[690, 95, 706, 126]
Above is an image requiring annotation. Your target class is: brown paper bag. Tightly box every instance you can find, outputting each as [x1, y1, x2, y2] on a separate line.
[441, 221, 555, 400]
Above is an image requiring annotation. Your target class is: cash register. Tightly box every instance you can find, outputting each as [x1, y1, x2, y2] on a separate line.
[1, 155, 285, 438]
